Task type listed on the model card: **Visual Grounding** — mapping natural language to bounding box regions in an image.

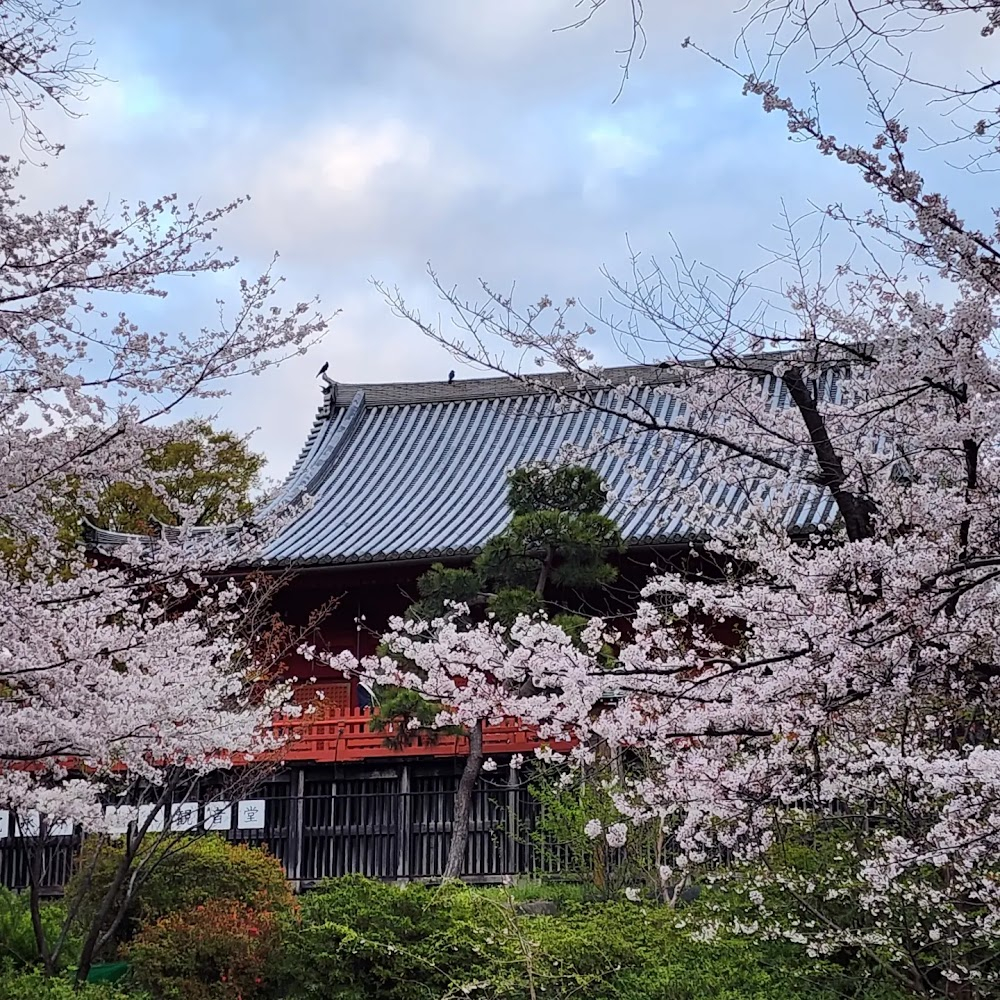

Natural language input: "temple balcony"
[269,707,574,764]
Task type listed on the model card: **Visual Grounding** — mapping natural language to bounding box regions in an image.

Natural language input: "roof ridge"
[325,360,725,409]
[317,346,829,409]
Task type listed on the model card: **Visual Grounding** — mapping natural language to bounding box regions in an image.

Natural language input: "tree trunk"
[443,720,485,880]
[27,836,54,975]
[75,832,140,984]
[534,544,554,600]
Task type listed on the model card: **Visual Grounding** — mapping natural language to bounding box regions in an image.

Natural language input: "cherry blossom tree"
[376,1,1000,993]
[339,613,603,879]
[0,0,328,979]
[0,0,101,156]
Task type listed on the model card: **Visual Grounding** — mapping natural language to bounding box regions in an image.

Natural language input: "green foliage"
[408,466,622,628]
[476,466,621,614]
[405,564,482,622]
[486,586,542,626]
[529,760,669,897]
[507,466,607,516]
[127,899,282,1000]
[0,890,79,971]
[0,964,145,1000]
[0,422,262,574]
[693,828,990,995]
[0,877,912,1000]
[474,536,544,594]
[376,466,621,740]
[475,508,621,594]
[518,902,904,1000]
[94,423,263,533]
[277,877,908,1000]
[280,875,514,1000]
[549,612,617,666]
[375,466,622,746]
[65,836,292,947]
[369,686,462,748]
[502,880,593,906]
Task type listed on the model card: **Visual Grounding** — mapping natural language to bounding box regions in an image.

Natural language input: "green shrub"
[521,902,905,1000]
[282,877,904,1000]
[528,760,669,898]
[504,880,592,906]
[0,964,145,1000]
[688,831,980,998]
[65,835,292,945]
[280,877,908,1000]
[127,898,282,1000]
[0,890,80,971]
[281,876,516,1000]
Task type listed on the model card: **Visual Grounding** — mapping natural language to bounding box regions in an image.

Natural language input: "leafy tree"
[0,422,263,579]
[369,465,621,879]
[92,422,264,533]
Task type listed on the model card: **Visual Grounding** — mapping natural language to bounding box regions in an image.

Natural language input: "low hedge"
[0,888,80,971]
[280,876,513,1000]
[127,898,283,1000]
[3,873,917,999]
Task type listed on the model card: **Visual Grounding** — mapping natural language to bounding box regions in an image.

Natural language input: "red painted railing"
[268,708,574,763]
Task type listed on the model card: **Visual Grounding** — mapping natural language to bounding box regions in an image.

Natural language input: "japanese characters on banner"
[14,811,40,837]
[0,810,74,837]
[237,800,266,829]
[203,801,232,831]
[169,802,199,831]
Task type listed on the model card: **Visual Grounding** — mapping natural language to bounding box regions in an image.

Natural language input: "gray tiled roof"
[86,364,839,568]
[253,366,835,567]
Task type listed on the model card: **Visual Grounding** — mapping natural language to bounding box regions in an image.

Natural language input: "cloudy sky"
[13,1,988,480]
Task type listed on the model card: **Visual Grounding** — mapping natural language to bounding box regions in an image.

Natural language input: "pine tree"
[374,465,621,879]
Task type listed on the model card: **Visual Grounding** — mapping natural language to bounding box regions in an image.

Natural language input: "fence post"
[506,766,519,876]
[287,769,305,889]
[397,765,411,880]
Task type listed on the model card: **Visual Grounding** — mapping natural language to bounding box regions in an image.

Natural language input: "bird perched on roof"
[317,361,329,377]
[448,370,455,383]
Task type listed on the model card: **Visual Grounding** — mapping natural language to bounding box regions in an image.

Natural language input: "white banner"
[47,817,75,837]
[105,805,136,835]
[236,799,265,830]
[203,801,232,831]
[137,804,164,833]
[169,802,199,831]
[15,810,40,837]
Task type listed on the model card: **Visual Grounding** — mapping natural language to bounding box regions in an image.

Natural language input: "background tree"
[92,421,264,533]
[360,465,621,880]
[0,421,264,572]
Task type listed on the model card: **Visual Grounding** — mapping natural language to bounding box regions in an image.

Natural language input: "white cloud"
[6,0,982,482]
[275,120,433,199]
[585,121,659,174]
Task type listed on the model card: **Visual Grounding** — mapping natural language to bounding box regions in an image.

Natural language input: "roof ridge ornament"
[319,369,337,417]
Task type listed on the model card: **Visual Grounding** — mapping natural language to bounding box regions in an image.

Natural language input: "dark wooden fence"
[0,767,575,893]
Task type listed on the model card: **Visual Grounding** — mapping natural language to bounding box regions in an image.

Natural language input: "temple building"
[3,364,834,889]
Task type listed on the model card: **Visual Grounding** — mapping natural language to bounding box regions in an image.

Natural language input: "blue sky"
[12,1,986,480]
